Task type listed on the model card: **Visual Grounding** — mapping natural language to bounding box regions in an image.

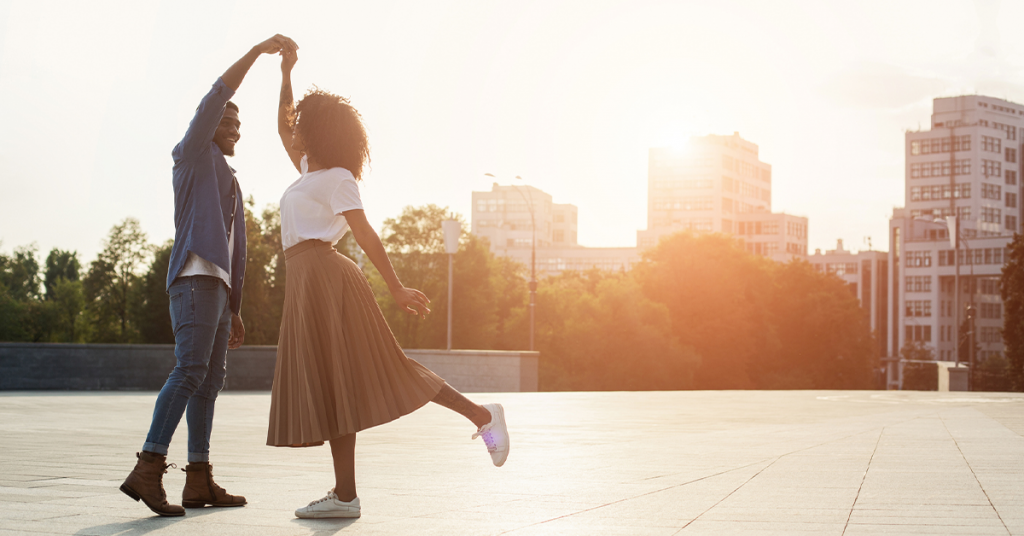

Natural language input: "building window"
[1007,192,1018,208]
[553,214,565,223]
[982,184,1002,200]
[1007,148,1018,163]
[910,183,970,201]
[654,197,714,211]
[910,160,971,178]
[1007,170,1018,185]
[1008,215,1018,232]
[825,262,858,276]
[738,221,780,235]
[980,327,1001,343]
[553,230,565,242]
[983,135,1002,152]
[905,251,932,267]
[994,122,1017,141]
[983,159,1003,177]
[981,207,1002,223]
[905,276,932,292]
[911,135,971,155]
[910,207,971,220]
[980,303,1003,319]
[905,300,932,317]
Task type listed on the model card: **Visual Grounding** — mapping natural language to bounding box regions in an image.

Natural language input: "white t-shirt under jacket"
[280,155,363,250]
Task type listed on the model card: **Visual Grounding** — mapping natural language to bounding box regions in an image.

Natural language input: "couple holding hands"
[119,34,509,519]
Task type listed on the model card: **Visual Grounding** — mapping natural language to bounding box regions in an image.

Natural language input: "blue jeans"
[143,276,231,463]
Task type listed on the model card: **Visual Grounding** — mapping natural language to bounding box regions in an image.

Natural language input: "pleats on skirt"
[267,239,446,447]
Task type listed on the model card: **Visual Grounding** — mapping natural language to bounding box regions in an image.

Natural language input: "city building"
[809,240,889,358]
[637,133,809,263]
[887,95,1023,387]
[471,183,639,276]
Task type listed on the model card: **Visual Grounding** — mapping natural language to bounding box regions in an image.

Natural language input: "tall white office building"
[637,133,808,263]
[888,95,1023,387]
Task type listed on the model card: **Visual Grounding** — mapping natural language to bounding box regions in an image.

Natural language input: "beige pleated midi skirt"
[267,239,446,447]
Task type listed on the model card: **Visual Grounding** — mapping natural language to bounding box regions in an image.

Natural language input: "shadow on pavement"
[290,517,359,533]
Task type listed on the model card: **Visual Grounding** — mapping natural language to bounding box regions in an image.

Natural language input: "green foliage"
[43,249,80,300]
[239,199,287,345]
[636,232,877,390]
[973,354,1014,392]
[902,361,938,391]
[533,271,699,391]
[1001,232,1024,391]
[134,241,174,344]
[369,204,507,350]
[82,218,150,343]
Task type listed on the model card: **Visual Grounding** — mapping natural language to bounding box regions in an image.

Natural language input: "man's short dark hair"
[226,101,239,113]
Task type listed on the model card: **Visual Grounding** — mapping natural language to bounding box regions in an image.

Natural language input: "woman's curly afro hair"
[294,87,370,180]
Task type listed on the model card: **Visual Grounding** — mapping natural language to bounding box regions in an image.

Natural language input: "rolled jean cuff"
[142,442,169,456]
[188,452,210,463]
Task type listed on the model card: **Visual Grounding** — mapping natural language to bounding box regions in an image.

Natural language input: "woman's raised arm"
[278,50,302,172]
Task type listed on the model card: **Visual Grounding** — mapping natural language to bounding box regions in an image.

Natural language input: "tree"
[760,261,876,389]
[47,277,85,342]
[43,249,80,300]
[532,270,699,391]
[1001,232,1024,391]
[635,232,775,389]
[135,241,174,344]
[83,218,150,343]
[0,244,42,302]
[239,199,287,345]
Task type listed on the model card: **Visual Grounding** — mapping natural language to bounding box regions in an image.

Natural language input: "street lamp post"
[485,173,537,351]
[442,218,461,351]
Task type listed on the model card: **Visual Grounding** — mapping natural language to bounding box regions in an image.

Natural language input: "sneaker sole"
[295,510,361,519]
[489,404,510,467]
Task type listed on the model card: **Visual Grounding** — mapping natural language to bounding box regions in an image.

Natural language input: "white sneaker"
[472,403,510,467]
[294,490,360,519]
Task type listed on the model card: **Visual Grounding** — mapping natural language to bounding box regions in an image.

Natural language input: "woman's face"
[291,119,307,155]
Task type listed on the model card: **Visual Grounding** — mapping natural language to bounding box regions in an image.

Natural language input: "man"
[120,34,298,517]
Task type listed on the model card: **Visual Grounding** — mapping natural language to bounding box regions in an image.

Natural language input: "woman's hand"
[391,286,431,319]
[281,49,297,73]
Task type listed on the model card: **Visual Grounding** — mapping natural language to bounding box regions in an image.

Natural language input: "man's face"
[213,108,241,156]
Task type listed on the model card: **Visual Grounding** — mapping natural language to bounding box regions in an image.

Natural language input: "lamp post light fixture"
[484,173,537,351]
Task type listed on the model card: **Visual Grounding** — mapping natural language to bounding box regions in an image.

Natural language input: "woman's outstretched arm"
[344,209,431,318]
[278,50,302,172]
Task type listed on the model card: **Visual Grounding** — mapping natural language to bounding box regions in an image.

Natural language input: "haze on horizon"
[1,0,1023,264]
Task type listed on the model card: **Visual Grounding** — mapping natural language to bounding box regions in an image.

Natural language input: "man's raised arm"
[176,35,298,160]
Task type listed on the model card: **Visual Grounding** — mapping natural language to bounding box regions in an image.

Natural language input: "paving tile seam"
[672,457,783,535]
[940,413,1013,536]
[841,425,885,536]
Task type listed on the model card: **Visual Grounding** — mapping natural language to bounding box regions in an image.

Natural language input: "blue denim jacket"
[166,77,247,315]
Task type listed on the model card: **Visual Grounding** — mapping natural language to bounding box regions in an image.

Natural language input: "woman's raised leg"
[431,383,510,467]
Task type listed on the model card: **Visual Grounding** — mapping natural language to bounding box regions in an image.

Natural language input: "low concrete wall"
[0,343,539,393]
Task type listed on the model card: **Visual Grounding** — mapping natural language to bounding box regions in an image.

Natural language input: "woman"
[267,50,509,519]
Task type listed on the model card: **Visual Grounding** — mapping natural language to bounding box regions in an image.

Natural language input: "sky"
[2,0,1024,264]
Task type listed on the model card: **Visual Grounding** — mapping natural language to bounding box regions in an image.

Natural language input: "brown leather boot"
[120,452,185,517]
[181,462,247,508]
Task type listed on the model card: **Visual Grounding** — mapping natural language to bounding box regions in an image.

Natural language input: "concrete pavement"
[1,390,1022,535]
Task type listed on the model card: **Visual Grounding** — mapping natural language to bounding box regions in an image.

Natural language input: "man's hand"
[391,286,431,319]
[254,34,298,56]
[229,313,245,349]
[281,49,298,73]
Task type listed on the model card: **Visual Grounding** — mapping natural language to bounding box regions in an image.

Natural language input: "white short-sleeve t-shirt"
[280,155,363,249]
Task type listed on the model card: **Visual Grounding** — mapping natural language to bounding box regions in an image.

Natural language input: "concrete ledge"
[0,343,539,393]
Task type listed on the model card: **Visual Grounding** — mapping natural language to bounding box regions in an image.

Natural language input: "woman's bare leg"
[431,383,492,428]
[329,434,357,502]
